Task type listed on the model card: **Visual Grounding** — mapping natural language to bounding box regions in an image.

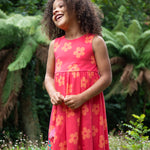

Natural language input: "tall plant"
[102,15,150,121]
[0,10,50,140]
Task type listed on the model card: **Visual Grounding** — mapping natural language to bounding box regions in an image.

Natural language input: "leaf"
[34,25,50,45]
[8,37,37,71]
[2,70,22,105]
[120,44,138,59]
[0,9,7,19]
[115,32,129,46]
[126,20,142,44]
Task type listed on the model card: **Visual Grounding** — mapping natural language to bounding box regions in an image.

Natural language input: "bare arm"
[80,35,112,100]
[64,36,112,109]
[44,40,64,105]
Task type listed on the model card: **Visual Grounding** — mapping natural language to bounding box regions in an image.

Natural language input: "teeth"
[56,15,63,21]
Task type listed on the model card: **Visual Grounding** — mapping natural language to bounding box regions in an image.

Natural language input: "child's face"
[52,0,70,30]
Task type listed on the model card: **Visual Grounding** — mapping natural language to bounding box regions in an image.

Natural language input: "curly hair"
[42,0,102,40]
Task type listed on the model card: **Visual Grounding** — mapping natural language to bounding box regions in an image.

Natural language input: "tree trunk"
[20,96,41,141]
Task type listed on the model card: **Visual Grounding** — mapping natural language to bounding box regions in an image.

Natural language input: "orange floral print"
[54,42,60,52]
[62,42,72,52]
[57,76,65,86]
[82,104,89,116]
[91,55,96,64]
[59,141,67,150]
[73,47,85,58]
[88,72,94,78]
[56,115,63,126]
[49,125,54,133]
[68,64,80,78]
[100,116,104,126]
[67,108,75,118]
[66,83,73,95]
[77,118,80,127]
[82,127,91,140]
[69,132,78,144]
[92,104,100,115]
[54,135,57,143]
[85,35,94,43]
[92,126,98,137]
[104,118,108,130]
[56,59,62,72]
[52,109,57,121]
[99,135,105,148]
[81,77,88,88]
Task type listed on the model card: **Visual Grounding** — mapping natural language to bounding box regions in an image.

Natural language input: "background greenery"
[0,0,150,146]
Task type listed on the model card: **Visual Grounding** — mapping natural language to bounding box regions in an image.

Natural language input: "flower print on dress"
[56,58,62,72]
[92,104,100,115]
[66,83,73,95]
[62,42,72,52]
[59,141,67,150]
[73,47,85,58]
[99,135,105,149]
[82,104,89,116]
[57,76,65,86]
[91,55,96,64]
[88,71,94,78]
[92,126,98,137]
[54,42,60,52]
[85,35,94,43]
[68,64,80,78]
[82,127,91,140]
[56,115,63,126]
[100,116,104,126]
[81,77,88,88]
[69,132,78,144]
[52,108,57,121]
[67,108,75,118]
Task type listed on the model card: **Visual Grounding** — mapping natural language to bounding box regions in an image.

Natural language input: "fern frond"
[0,9,7,19]
[0,19,24,49]
[136,30,150,53]
[126,20,142,44]
[120,44,138,59]
[102,27,116,42]
[34,26,50,45]
[8,37,38,71]
[140,40,150,67]
[2,71,22,104]
[115,32,129,46]
[105,41,120,57]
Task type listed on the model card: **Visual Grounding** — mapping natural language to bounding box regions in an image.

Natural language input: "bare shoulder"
[92,35,107,53]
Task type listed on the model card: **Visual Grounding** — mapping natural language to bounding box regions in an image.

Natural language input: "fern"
[8,37,38,71]
[34,25,50,45]
[0,9,7,19]
[126,20,142,44]
[115,32,129,46]
[0,19,24,49]
[120,44,138,59]
[2,70,22,104]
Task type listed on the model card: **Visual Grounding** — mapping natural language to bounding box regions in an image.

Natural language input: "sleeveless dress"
[48,34,109,150]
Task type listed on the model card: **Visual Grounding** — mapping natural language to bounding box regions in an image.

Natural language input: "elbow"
[105,73,112,88]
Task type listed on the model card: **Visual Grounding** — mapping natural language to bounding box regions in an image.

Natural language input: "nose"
[53,8,59,16]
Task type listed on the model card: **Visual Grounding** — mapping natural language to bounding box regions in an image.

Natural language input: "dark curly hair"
[42,0,102,40]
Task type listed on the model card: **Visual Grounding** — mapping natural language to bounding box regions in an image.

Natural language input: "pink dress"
[48,34,109,150]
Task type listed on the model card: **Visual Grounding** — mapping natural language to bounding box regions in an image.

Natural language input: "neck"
[64,21,83,40]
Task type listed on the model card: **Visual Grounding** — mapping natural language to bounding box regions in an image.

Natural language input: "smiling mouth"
[55,14,63,21]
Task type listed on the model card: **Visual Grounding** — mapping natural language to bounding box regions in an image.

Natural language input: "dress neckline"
[63,34,87,41]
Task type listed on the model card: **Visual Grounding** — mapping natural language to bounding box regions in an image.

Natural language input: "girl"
[43,0,112,149]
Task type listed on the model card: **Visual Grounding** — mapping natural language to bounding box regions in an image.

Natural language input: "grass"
[1,132,150,150]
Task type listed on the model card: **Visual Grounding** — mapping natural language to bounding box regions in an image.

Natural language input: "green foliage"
[123,114,150,149]
[8,37,38,71]
[2,71,22,104]
[0,9,7,19]
[0,19,24,49]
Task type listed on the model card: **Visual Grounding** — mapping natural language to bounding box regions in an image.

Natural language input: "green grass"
[1,133,150,150]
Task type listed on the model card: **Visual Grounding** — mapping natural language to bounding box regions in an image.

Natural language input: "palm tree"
[0,10,50,140]
[102,16,150,121]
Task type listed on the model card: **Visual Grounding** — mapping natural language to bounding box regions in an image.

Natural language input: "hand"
[50,92,64,105]
[64,94,86,109]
